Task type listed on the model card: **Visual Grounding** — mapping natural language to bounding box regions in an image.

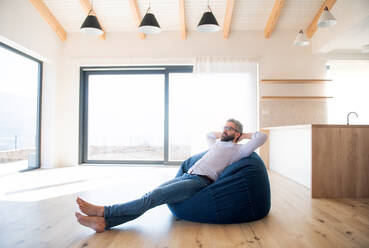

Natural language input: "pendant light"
[293,30,310,46]
[317,6,337,27]
[138,0,161,34]
[197,0,220,33]
[80,0,103,35]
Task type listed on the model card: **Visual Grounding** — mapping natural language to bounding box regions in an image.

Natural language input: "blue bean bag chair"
[167,151,271,224]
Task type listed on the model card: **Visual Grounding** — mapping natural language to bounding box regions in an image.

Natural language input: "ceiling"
[43,0,324,32]
[319,16,369,53]
[37,0,369,53]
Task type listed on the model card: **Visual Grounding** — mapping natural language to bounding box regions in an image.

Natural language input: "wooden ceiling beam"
[306,0,337,39]
[29,0,67,41]
[223,0,235,39]
[264,0,286,38]
[128,0,146,40]
[179,0,186,39]
[78,0,106,40]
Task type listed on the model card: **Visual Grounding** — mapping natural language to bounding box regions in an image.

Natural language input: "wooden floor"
[0,165,368,248]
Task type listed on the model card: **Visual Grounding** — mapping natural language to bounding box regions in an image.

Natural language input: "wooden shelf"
[261,96,333,100]
[260,79,332,84]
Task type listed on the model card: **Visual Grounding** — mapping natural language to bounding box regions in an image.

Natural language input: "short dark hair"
[226,118,243,134]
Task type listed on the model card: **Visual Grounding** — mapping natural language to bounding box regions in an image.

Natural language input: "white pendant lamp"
[293,30,310,46]
[197,0,220,33]
[138,0,161,34]
[317,6,337,27]
[80,0,103,35]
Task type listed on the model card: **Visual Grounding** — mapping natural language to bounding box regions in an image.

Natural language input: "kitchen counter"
[260,124,369,198]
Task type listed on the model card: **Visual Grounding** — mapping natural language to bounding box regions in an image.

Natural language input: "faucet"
[347,112,358,125]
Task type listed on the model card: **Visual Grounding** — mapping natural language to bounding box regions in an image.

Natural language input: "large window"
[0,42,42,175]
[87,73,164,161]
[169,73,257,161]
[80,67,192,164]
[80,66,257,165]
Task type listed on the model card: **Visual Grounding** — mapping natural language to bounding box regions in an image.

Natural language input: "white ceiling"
[41,0,369,53]
[43,0,323,32]
[318,16,369,53]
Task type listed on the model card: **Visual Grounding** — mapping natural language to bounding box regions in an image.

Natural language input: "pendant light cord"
[146,0,151,14]
[207,0,212,12]
[321,0,328,11]
[88,0,93,15]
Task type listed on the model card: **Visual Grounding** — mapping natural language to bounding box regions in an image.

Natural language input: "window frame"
[79,65,193,165]
[0,41,43,170]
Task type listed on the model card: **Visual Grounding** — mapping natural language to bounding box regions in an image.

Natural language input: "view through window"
[169,73,257,161]
[87,74,164,161]
[81,67,257,164]
[0,43,41,175]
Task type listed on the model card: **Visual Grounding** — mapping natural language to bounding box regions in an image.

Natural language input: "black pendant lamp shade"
[197,10,220,33]
[80,14,103,35]
[139,11,161,34]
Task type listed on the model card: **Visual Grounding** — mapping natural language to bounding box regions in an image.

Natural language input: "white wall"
[0,0,63,168]
[61,29,328,78]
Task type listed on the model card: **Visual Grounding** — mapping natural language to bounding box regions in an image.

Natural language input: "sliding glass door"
[80,67,193,164]
[80,66,257,165]
[0,42,42,175]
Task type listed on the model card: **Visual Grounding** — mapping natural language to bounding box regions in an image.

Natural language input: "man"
[75,118,267,232]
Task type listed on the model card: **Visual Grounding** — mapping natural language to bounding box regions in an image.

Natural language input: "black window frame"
[0,41,43,171]
[79,65,193,165]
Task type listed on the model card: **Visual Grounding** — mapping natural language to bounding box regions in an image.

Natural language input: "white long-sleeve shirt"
[187,132,267,181]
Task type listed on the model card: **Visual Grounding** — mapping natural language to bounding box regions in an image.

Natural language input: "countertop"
[262,124,369,130]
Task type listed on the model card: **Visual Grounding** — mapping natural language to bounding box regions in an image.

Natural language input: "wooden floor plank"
[238,223,261,248]
[270,177,369,247]
[0,167,368,248]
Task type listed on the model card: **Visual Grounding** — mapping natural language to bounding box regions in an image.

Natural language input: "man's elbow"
[207,132,216,139]
[257,132,268,146]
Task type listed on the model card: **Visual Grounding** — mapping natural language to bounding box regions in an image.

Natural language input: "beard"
[221,132,235,142]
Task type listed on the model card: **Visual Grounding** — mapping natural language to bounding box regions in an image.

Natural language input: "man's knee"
[142,188,163,207]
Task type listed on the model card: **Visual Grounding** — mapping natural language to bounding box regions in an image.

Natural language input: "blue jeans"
[103,173,213,229]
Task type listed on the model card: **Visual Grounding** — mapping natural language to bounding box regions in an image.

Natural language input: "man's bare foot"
[76,197,104,217]
[75,212,106,233]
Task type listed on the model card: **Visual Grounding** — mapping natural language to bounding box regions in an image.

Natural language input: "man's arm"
[212,132,222,139]
[206,132,222,147]
[238,132,268,158]
[238,132,254,141]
